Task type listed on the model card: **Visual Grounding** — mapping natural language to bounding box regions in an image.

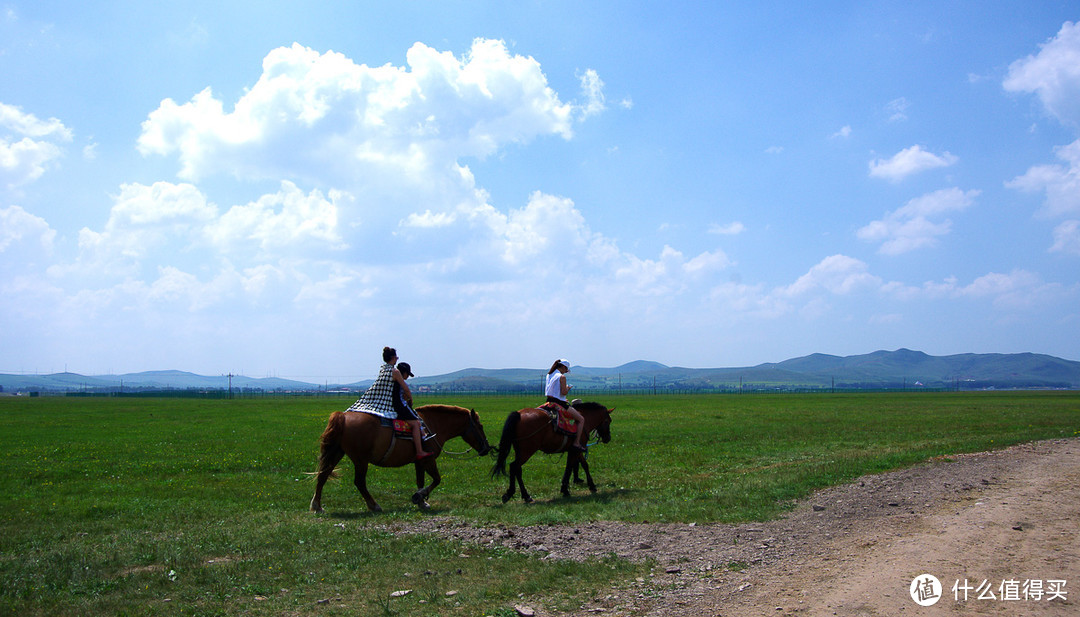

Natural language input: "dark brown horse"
[490,401,613,503]
[311,404,492,513]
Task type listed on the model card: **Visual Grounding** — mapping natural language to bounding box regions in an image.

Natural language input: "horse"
[310,404,492,513]
[490,401,613,503]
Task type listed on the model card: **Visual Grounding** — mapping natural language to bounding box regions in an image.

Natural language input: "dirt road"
[408,438,1079,615]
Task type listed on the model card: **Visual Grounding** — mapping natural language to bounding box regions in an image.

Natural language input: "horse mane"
[574,401,608,413]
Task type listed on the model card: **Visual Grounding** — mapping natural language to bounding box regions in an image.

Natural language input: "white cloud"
[0,102,72,140]
[1006,138,1080,218]
[0,204,55,253]
[782,254,882,297]
[578,69,605,118]
[209,181,345,256]
[709,221,745,236]
[857,187,979,255]
[831,125,852,139]
[138,39,581,183]
[885,97,909,122]
[1004,21,1080,128]
[869,145,958,182]
[1050,220,1080,255]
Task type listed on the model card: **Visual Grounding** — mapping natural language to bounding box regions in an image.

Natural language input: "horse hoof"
[589,486,598,494]
[411,492,426,505]
[416,500,431,511]
[502,493,512,504]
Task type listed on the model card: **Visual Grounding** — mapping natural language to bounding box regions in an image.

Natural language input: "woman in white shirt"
[545,359,587,451]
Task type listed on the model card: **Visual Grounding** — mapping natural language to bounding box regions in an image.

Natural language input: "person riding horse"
[545,359,587,452]
[347,347,432,460]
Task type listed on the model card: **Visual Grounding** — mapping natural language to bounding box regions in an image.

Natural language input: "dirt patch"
[393,438,1079,615]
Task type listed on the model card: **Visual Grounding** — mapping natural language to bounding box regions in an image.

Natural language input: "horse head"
[576,402,613,444]
[595,406,613,443]
[464,408,494,456]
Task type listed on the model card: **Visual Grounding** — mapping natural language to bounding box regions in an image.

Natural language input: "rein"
[426,409,489,456]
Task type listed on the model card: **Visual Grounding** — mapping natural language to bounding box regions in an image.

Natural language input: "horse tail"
[314,411,346,479]
[489,411,520,478]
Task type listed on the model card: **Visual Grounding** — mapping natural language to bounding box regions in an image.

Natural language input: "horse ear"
[608,407,615,413]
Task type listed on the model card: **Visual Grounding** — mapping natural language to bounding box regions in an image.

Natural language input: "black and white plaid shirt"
[347,363,396,418]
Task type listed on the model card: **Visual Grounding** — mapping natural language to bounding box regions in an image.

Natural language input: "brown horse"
[310,404,492,513]
[490,401,613,503]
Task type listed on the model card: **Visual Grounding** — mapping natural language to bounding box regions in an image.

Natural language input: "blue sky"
[2,1,1079,381]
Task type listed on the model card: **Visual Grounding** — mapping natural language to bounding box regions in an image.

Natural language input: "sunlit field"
[2,392,1077,616]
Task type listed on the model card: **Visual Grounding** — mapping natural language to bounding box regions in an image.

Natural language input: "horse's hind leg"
[561,453,579,497]
[353,462,381,512]
[310,450,345,513]
[512,460,534,504]
[498,460,516,503]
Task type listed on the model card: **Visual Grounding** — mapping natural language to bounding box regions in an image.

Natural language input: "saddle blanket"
[349,410,433,440]
[539,402,577,435]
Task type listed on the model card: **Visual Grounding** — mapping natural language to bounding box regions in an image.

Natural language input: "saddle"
[366,415,434,442]
[539,402,577,436]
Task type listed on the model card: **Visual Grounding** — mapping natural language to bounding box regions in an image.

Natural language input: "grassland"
[1,391,1077,616]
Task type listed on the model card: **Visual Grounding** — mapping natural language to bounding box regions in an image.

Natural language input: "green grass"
[1,391,1077,615]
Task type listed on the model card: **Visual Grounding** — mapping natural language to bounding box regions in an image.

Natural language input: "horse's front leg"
[412,460,439,510]
[354,461,381,512]
[579,454,597,493]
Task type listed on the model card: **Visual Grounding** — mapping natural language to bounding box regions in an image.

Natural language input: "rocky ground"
[391,438,1079,616]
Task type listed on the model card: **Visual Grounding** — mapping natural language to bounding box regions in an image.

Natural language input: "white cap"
[558,358,571,370]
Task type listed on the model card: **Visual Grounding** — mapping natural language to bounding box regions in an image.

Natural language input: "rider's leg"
[409,420,429,458]
[568,406,586,448]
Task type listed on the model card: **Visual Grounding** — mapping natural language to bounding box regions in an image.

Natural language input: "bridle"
[434,410,493,456]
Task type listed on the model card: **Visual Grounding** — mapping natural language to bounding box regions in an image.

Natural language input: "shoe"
[571,443,587,452]
[416,450,434,460]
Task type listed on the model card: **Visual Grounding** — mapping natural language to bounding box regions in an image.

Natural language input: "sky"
[2,1,1079,382]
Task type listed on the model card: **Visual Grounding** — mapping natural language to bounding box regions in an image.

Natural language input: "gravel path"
[390,438,1080,615]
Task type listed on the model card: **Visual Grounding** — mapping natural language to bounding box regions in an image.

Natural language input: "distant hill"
[1,350,1077,393]
[0,370,315,394]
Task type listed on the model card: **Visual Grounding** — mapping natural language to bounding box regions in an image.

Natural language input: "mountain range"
[2,349,1077,393]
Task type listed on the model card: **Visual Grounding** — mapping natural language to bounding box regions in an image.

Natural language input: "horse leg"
[353,461,381,512]
[512,459,534,504]
[579,454,598,493]
[561,452,577,497]
[310,450,345,513]
[412,460,440,510]
[501,457,517,503]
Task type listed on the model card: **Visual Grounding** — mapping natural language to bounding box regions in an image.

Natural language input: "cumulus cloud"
[1006,138,1080,219]
[209,181,345,256]
[857,187,979,255]
[138,39,583,183]
[782,254,881,297]
[1004,21,1080,128]
[0,204,55,253]
[868,145,958,182]
[0,102,72,188]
